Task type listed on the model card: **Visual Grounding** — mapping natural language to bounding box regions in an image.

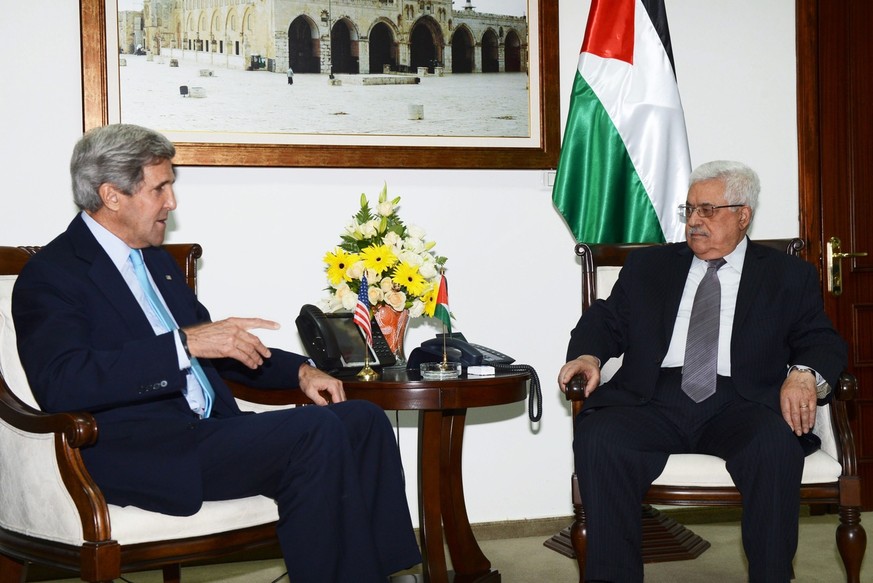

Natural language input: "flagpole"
[357,345,379,381]
[355,275,379,381]
[356,319,379,381]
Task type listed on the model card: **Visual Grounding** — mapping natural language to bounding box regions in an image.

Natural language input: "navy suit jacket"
[567,240,846,414]
[12,215,309,514]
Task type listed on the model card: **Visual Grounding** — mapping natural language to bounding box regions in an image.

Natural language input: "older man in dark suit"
[558,160,846,582]
[12,124,421,583]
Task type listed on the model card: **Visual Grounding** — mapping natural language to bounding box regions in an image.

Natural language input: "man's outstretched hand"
[183,317,279,369]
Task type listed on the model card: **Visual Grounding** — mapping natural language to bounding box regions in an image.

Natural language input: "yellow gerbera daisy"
[323,248,357,285]
[360,244,398,274]
[392,262,428,298]
[421,284,438,317]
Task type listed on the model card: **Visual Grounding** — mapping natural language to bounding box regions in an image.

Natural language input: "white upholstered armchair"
[0,244,281,583]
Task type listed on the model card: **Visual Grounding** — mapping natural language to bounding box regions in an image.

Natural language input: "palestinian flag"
[434,274,451,334]
[552,0,691,244]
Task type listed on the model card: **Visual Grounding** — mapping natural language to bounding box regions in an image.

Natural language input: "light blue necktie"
[129,249,214,417]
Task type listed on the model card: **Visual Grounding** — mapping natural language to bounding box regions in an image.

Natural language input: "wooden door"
[798,0,873,508]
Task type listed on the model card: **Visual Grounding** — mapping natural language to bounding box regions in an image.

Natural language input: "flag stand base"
[356,365,380,381]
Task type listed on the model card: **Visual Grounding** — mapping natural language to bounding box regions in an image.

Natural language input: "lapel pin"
[165,275,173,280]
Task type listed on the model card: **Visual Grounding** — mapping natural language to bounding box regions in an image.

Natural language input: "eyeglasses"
[678,204,745,218]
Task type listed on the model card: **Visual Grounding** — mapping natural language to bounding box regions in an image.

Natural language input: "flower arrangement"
[321,184,448,320]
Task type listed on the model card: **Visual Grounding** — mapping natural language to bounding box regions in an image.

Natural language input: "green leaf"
[355,195,373,224]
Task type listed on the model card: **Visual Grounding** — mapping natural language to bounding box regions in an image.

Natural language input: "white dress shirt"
[662,237,747,376]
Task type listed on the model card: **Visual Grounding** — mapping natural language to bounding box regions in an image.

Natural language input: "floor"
[30,511,873,582]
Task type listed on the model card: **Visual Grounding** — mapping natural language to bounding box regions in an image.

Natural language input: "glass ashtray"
[420,361,462,380]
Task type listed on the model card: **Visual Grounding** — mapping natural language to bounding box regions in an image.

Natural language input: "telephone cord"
[493,363,542,422]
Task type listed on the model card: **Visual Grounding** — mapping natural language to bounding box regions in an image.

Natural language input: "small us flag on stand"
[354,274,379,380]
[354,274,373,346]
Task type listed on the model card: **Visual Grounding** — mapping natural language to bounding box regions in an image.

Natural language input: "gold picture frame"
[81,0,560,169]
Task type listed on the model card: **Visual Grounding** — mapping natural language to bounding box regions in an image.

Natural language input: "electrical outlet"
[543,170,556,188]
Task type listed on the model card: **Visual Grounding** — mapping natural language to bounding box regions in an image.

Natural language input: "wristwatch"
[789,365,830,400]
[177,328,192,359]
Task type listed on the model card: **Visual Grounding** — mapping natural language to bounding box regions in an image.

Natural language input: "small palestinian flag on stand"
[434,273,451,334]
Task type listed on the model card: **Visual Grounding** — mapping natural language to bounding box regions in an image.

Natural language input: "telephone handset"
[295,304,395,375]
[416,334,515,366]
[406,332,514,369]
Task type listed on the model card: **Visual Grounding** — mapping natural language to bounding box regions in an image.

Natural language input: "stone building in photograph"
[118,10,144,54]
[130,0,528,75]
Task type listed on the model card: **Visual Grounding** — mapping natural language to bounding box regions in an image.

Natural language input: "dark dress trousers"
[566,240,846,583]
[12,215,421,582]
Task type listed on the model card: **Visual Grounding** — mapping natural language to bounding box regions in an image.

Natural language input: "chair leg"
[0,554,26,583]
[836,505,866,583]
[571,473,587,583]
[162,564,181,583]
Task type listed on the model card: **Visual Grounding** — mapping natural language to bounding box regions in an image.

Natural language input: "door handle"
[826,236,868,296]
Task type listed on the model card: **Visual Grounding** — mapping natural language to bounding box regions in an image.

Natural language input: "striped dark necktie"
[681,258,726,403]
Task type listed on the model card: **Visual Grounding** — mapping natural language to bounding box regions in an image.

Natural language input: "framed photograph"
[81,0,560,169]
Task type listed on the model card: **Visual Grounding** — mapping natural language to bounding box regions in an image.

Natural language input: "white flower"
[383,231,403,250]
[321,283,357,313]
[384,289,407,311]
[348,265,379,287]
[407,224,426,240]
[359,220,379,238]
[398,249,424,267]
[347,263,363,280]
[368,286,384,304]
[377,201,394,216]
[419,260,438,280]
[408,298,426,318]
[380,277,395,293]
[404,237,426,254]
[341,291,358,310]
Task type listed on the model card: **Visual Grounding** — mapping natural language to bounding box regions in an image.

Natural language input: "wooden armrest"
[0,376,97,448]
[565,374,588,402]
[226,379,311,406]
[827,371,860,477]
[834,371,857,401]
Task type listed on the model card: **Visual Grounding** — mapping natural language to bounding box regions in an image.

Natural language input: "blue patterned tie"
[129,249,214,417]
[681,258,726,403]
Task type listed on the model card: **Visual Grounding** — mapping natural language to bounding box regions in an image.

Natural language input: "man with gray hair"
[558,160,845,582]
[13,124,421,582]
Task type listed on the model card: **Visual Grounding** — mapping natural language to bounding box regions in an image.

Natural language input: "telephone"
[407,333,542,423]
[295,304,395,375]
[406,333,515,369]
